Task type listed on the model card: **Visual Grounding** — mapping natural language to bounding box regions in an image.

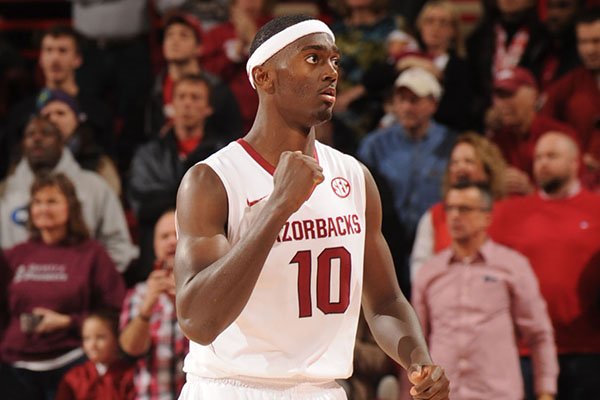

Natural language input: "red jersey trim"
[237,138,276,175]
[236,138,320,176]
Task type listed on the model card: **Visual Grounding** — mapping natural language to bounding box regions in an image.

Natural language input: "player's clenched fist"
[408,364,450,400]
[271,150,324,215]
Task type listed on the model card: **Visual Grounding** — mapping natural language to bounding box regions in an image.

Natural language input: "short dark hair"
[28,172,90,245]
[249,14,316,57]
[576,7,600,25]
[173,73,212,104]
[40,25,81,54]
[164,12,203,43]
[447,181,494,210]
[84,309,120,337]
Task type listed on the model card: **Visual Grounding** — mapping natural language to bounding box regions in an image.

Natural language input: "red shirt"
[55,359,135,400]
[201,16,272,133]
[489,114,579,179]
[488,189,600,354]
[540,67,600,190]
[540,66,600,156]
[430,202,451,253]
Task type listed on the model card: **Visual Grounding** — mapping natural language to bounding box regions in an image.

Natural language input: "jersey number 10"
[290,247,351,318]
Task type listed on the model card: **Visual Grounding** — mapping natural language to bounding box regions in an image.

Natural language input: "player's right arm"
[174,150,323,345]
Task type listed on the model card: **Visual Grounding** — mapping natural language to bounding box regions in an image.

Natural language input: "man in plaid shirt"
[119,210,188,399]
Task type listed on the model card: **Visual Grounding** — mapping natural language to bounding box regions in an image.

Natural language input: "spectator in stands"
[345,28,418,132]
[486,66,578,195]
[413,181,558,400]
[540,8,600,191]
[37,88,121,195]
[409,0,473,130]
[0,172,126,400]
[146,11,242,141]
[55,310,135,400]
[466,0,550,128]
[0,116,138,272]
[538,0,582,89]
[411,133,506,279]
[130,74,224,280]
[357,67,455,297]
[119,209,187,400]
[72,0,186,168]
[3,25,113,178]
[489,132,600,400]
[329,0,401,151]
[201,0,273,132]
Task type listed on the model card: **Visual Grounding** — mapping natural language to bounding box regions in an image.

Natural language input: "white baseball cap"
[394,67,442,101]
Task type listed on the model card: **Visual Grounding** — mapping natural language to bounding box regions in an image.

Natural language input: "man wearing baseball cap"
[487,66,579,195]
[358,67,456,298]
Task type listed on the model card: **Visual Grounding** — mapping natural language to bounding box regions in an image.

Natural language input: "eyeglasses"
[444,204,490,214]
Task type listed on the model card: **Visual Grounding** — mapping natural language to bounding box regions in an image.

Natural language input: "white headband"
[246,19,335,89]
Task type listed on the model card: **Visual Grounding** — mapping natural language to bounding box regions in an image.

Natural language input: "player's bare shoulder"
[176,162,228,236]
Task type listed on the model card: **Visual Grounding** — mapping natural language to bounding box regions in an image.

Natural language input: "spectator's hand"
[32,307,71,334]
[141,269,176,314]
[537,394,555,400]
[505,167,533,195]
[408,364,450,400]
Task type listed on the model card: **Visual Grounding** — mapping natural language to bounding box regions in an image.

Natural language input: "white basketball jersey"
[183,139,366,381]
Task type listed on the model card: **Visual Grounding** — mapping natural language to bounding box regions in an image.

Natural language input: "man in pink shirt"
[412,181,558,400]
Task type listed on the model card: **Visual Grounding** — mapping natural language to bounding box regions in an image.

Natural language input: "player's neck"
[245,115,316,167]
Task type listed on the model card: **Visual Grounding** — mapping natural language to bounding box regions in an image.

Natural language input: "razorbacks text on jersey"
[182,139,367,381]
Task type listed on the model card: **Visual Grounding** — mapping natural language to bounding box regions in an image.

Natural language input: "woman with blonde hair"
[0,172,125,400]
[410,132,507,278]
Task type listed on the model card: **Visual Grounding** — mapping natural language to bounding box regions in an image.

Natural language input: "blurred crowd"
[0,0,599,399]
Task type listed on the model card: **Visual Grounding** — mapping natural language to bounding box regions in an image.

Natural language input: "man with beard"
[489,131,600,400]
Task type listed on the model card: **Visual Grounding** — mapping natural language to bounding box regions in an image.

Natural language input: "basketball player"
[174,15,450,400]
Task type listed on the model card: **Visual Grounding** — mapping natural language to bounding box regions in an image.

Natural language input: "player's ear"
[253,65,275,94]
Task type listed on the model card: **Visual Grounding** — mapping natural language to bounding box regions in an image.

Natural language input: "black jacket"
[128,128,227,224]
[466,7,550,129]
[127,128,228,282]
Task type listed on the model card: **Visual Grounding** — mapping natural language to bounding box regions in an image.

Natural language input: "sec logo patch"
[331,177,350,198]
